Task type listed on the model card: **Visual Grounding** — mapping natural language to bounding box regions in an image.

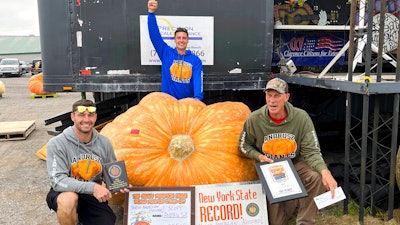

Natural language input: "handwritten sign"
[124,187,195,225]
[195,181,269,225]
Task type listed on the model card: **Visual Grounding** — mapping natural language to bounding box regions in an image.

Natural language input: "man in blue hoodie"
[148,0,204,101]
[46,99,129,225]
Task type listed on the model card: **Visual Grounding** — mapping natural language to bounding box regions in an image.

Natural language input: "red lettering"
[207,206,214,221]
[199,204,243,222]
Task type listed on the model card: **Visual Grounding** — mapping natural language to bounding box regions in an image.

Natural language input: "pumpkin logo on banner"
[262,134,297,159]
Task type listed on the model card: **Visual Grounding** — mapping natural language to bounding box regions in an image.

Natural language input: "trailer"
[37,0,277,110]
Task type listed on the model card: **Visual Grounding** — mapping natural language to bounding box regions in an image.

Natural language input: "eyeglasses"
[76,106,96,113]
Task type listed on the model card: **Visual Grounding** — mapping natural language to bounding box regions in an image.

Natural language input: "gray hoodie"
[46,126,116,194]
[239,102,328,173]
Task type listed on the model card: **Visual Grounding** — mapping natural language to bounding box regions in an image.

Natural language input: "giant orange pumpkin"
[100,92,258,187]
[0,80,5,94]
[28,73,54,95]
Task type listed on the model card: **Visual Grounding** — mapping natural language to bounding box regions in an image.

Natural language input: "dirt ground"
[0,74,399,225]
[0,74,124,225]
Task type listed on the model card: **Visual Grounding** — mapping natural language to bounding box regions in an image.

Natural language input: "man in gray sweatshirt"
[239,78,337,225]
[46,99,124,225]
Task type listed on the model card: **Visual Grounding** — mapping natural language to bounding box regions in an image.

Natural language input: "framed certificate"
[123,186,195,225]
[255,158,307,204]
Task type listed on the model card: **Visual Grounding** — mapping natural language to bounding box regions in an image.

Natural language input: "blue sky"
[0,0,40,36]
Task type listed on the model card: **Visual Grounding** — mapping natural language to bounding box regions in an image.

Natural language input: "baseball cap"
[264,78,288,93]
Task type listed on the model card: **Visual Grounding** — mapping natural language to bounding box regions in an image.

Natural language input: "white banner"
[140,15,214,65]
[195,181,269,225]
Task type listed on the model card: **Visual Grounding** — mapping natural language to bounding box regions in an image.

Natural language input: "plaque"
[103,160,129,193]
[255,158,307,204]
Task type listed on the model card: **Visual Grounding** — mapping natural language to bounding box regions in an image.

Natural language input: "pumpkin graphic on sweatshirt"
[71,159,102,181]
[170,61,192,82]
[262,137,297,158]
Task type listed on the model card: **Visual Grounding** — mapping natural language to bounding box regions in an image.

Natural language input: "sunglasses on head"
[174,27,188,36]
[76,106,96,113]
[176,27,187,33]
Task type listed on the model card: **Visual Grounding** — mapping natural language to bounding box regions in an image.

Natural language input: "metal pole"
[371,96,379,216]
[344,92,351,215]
[363,0,374,80]
[376,0,387,82]
[388,94,399,220]
[344,0,358,218]
[388,10,400,220]
[359,95,369,224]
[364,0,379,214]
[348,0,358,82]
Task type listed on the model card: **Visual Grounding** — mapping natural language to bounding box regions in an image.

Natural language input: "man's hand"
[116,184,133,195]
[148,0,158,13]
[93,183,112,203]
[258,154,274,163]
[321,169,338,198]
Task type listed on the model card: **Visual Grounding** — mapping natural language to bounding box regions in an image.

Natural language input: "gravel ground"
[0,74,123,225]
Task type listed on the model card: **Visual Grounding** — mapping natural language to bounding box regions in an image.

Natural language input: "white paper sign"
[195,181,269,225]
[140,15,214,65]
[126,189,193,224]
[313,186,346,210]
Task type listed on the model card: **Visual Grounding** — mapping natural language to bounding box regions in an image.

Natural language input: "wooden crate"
[0,120,36,141]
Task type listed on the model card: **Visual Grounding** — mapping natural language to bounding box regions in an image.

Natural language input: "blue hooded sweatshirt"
[148,12,203,101]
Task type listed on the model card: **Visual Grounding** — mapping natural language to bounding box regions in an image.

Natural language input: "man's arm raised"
[148,0,158,13]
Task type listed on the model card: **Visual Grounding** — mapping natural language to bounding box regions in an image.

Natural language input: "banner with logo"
[274,31,347,66]
[140,15,214,65]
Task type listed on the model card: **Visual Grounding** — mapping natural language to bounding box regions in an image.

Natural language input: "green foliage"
[320,199,374,217]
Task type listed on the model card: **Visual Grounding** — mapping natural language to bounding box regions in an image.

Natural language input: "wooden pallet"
[0,120,36,141]
[30,93,58,99]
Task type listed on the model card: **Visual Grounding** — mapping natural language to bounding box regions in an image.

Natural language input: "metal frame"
[277,0,399,223]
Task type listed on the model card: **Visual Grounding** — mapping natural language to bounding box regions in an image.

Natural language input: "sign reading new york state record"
[195,181,269,225]
[103,160,129,193]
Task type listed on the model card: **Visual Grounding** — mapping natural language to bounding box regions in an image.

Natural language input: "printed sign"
[274,31,346,66]
[195,181,269,225]
[140,15,214,65]
[124,187,195,225]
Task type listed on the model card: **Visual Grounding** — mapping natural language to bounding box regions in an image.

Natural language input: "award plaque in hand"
[255,158,307,204]
[103,160,129,193]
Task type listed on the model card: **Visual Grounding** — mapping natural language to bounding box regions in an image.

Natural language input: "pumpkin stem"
[167,134,195,161]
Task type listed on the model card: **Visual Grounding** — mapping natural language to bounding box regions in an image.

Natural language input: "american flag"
[315,37,343,51]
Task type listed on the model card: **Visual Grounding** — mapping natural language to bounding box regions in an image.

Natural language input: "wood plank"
[30,93,58,99]
[0,120,36,141]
